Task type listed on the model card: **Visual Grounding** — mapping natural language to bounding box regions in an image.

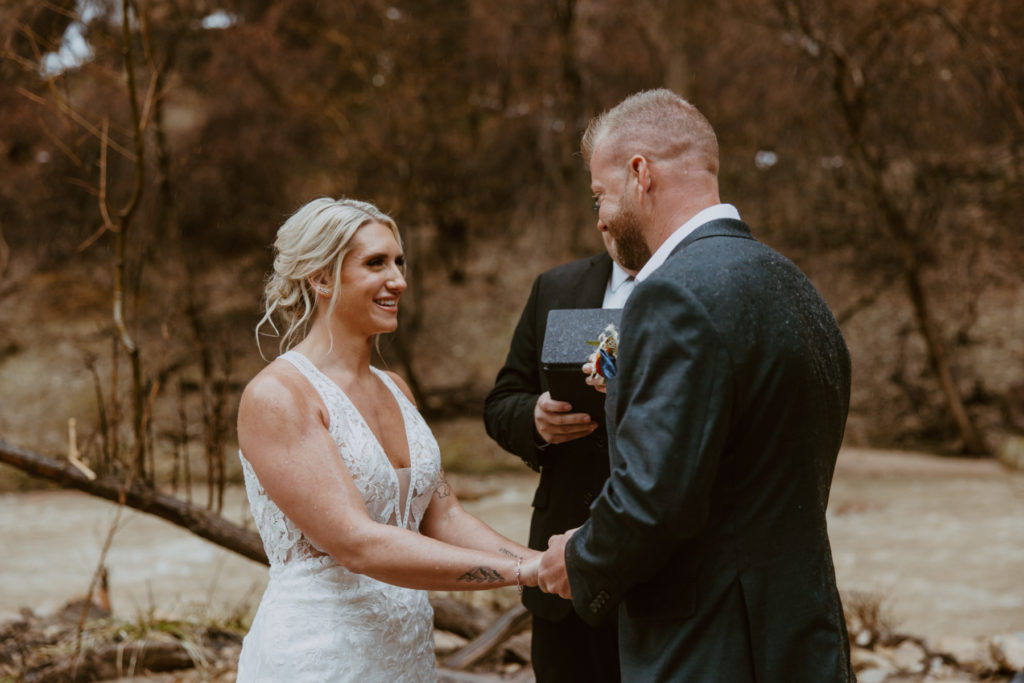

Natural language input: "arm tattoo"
[457,567,504,583]
[435,472,453,499]
[498,547,518,559]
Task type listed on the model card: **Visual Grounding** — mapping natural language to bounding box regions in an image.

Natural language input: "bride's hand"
[519,553,542,588]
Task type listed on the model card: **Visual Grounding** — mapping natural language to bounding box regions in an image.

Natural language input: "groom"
[537,89,855,681]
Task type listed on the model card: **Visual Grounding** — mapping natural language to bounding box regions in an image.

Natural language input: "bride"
[236,197,541,681]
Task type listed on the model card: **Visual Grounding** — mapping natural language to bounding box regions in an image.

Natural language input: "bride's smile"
[334,221,407,336]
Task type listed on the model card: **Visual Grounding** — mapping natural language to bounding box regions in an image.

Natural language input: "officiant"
[484,231,635,682]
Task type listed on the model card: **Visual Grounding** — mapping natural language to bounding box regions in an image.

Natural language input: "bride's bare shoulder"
[240,358,315,420]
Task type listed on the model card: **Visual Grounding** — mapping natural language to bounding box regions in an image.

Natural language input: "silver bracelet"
[514,555,523,595]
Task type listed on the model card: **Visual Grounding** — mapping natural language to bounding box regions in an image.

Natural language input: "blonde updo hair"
[256,197,402,355]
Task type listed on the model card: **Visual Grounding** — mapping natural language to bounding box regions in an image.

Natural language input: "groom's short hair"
[581,89,719,175]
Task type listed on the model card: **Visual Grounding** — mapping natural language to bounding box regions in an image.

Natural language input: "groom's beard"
[606,200,651,272]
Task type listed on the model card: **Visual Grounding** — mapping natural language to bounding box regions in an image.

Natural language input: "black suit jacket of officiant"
[566,220,855,682]
[483,252,616,621]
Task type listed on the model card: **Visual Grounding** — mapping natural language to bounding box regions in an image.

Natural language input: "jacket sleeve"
[484,277,548,472]
[565,277,735,625]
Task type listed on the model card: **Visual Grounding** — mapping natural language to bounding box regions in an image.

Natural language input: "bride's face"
[335,221,406,336]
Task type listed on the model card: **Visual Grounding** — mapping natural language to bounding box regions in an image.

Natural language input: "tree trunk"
[867,167,989,455]
[900,250,989,454]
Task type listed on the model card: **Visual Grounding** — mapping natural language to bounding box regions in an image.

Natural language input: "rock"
[892,639,927,673]
[433,629,468,656]
[935,635,997,671]
[991,633,1024,671]
[998,436,1024,471]
[924,657,968,680]
[854,668,889,683]
[852,647,896,673]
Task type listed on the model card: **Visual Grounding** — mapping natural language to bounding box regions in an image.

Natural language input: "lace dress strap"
[279,350,344,430]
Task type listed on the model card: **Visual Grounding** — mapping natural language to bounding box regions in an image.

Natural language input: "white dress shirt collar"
[602,261,635,309]
[634,203,741,282]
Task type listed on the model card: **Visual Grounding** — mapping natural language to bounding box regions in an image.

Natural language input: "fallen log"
[22,639,202,683]
[0,437,267,565]
[430,595,497,639]
[442,603,531,670]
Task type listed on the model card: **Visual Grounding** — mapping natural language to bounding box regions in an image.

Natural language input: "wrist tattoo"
[457,567,504,583]
[498,547,518,559]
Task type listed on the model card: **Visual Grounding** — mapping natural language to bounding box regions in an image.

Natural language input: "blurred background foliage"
[0,0,1022,489]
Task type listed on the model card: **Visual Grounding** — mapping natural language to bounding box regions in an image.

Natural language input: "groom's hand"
[538,528,577,599]
[582,361,608,394]
[534,392,598,444]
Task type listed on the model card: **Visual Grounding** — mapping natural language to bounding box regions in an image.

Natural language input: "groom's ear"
[629,155,652,195]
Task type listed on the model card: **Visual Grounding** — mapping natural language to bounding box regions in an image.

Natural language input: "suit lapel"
[575,253,613,308]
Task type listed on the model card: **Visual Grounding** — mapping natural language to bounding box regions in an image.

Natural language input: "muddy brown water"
[1,448,1021,645]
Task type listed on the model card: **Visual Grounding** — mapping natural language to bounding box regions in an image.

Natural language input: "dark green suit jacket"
[566,220,854,682]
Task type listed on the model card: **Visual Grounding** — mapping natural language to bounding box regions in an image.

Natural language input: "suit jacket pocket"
[625,580,697,621]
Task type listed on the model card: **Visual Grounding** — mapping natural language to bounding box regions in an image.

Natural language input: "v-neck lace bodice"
[239,351,441,564]
[236,350,442,681]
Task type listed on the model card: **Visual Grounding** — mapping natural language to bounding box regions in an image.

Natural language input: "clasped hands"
[515,527,577,599]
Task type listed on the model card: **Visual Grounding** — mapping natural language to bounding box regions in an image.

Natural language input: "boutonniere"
[586,323,619,384]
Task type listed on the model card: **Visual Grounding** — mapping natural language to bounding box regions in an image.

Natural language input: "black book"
[541,308,622,420]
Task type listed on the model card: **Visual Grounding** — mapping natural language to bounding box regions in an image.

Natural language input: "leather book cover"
[541,308,622,419]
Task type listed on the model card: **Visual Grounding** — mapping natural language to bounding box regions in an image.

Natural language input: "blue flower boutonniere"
[586,323,619,384]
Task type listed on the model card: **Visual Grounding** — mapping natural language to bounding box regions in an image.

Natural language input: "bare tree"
[698,0,1024,454]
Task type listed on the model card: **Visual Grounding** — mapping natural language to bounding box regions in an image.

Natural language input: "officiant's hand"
[538,527,578,599]
[582,361,608,394]
[534,392,598,444]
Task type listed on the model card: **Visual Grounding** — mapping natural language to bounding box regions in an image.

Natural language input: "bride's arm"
[238,363,532,591]
[418,470,536,562]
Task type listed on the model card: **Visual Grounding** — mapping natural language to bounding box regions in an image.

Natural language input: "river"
[1,448,1021,645]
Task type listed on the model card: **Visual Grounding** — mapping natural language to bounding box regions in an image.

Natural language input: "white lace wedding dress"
[236,350,442,682]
